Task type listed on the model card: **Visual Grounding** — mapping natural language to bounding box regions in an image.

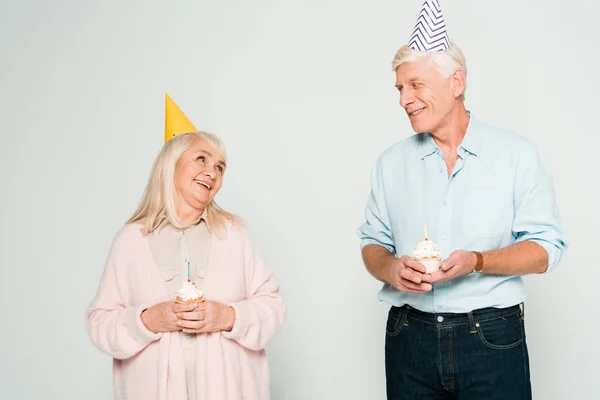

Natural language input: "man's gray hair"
[391,42,468,101]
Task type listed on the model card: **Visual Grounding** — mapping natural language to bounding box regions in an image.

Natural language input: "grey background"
[1,0,597,398]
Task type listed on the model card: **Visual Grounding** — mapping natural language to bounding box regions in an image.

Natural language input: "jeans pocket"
[476,312,523,350]
[386,308,407,337]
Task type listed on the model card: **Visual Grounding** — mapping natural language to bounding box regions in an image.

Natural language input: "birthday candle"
[187,259,191,281]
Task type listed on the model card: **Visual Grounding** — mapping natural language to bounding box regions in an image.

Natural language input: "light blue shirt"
[358,115,567,313]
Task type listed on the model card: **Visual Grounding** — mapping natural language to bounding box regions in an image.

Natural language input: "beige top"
[148,215,211,400]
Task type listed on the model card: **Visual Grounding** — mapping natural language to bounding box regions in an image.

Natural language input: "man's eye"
[413,83,421,88]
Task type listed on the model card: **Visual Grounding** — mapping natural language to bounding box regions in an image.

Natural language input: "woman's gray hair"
[391,42,468,101]
[127,131,240,237]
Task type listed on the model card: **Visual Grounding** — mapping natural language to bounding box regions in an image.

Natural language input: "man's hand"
[384,256,433,293]
[176,300,236,334]
[428,250,477,283]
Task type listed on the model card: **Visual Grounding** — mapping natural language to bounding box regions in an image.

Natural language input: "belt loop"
[520,302,525,320]
[403,306,411,326]
[467,312,478,334]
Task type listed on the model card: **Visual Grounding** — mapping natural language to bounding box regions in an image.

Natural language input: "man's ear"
[451,68,466,99]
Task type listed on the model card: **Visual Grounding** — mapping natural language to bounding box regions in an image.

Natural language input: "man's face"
[395,59,458,134]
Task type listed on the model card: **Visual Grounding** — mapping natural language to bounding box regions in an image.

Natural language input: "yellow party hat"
[165,93,196,142]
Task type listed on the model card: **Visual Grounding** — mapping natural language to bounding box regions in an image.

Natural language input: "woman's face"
[174,138,226,221]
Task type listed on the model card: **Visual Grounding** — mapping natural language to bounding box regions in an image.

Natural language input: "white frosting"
[413,237,442,259]
[176,280,203,301]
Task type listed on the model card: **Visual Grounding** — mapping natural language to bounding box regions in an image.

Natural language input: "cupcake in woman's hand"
[175,280,204,303]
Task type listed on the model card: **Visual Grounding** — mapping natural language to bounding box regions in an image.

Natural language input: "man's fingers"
[400,267,423,284]
[396,278,432,292]
[397,281,432,293]
[403,258,426,274]
[428,270,452,283]
[440,252,461,271]
[414,281,432,291]
[395,283,422,293]
[440,261,454,271]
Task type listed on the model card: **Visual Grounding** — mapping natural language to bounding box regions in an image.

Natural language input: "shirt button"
[437,316,444,322]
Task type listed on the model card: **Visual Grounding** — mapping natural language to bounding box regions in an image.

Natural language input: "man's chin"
[409,121,429,134]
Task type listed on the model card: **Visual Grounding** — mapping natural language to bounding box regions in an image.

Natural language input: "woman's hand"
[141,301,199,333]
[176,300,236,334]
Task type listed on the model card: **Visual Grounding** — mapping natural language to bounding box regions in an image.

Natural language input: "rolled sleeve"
[358,160,395,253]
[528,239,563,272]
[512,145,568,273]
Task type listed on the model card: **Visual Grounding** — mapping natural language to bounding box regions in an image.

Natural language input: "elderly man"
[358,1,567,399]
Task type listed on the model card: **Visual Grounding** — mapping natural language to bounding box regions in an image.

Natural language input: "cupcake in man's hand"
[413,225,442,273]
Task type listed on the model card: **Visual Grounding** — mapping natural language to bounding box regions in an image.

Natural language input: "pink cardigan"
[86,223,285,400]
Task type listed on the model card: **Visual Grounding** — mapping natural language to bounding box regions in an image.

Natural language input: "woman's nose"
[203,167,216,178]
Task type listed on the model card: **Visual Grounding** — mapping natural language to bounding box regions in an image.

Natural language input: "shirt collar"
[189,209,210,231]
[158,209,211,234]
[419,111,481,159]
[419,133,438,160]
[459,113,481,156]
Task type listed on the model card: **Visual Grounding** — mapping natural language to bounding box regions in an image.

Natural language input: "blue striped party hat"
[408,0,450,52]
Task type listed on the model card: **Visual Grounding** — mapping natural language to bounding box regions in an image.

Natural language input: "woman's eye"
[197,156,205,162]
[216,165,224,173]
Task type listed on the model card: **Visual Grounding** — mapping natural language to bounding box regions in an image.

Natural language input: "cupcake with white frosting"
[413,225,442,273]
[175,280,204,303]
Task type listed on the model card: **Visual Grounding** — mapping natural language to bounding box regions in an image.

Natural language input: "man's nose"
[399,88,414,108]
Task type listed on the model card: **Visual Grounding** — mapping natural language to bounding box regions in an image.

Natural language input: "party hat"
[165,93,196,142]
[408,0,450,52]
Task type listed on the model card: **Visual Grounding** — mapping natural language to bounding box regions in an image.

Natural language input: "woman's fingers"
[171,302,199,313]
[177,319,204,330]
[177,311,206,321]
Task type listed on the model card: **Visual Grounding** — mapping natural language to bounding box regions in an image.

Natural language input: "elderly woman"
[86,131,285,400]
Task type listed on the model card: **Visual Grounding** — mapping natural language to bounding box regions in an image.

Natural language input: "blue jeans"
[385,304,531,400]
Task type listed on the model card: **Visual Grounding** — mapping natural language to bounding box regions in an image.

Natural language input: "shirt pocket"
[462,189,509,239]
[195,263,208,280]
[158,265,174,282]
